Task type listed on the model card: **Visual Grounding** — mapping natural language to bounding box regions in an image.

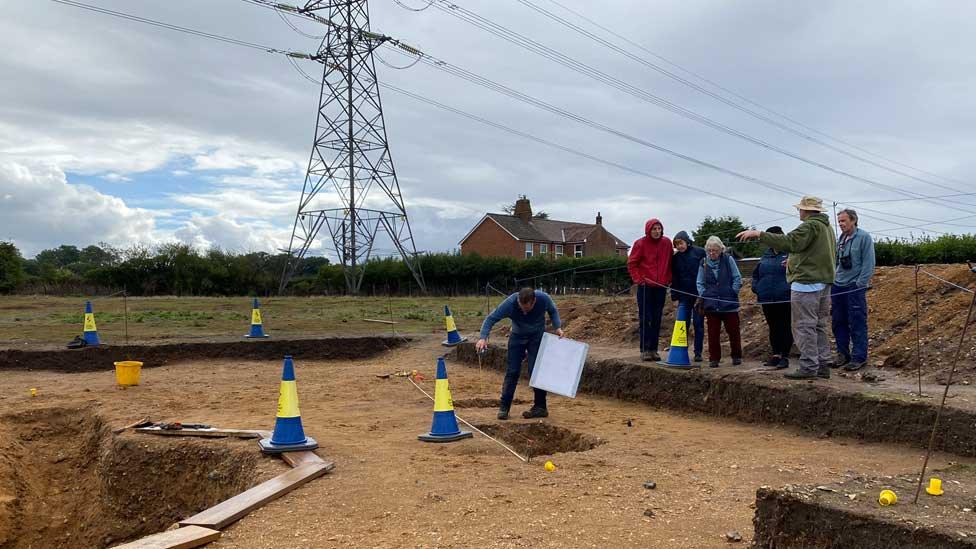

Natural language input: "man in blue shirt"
[476,287,563,420]
[832,209,875,372]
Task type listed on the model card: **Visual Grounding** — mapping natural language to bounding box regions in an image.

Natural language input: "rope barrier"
[919,269,975,294]
[405,376,529,463]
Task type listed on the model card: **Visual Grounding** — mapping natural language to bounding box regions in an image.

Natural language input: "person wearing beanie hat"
[751,226,793,369]
[670,230,706,361]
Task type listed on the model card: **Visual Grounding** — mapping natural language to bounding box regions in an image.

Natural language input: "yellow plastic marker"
[544,460,556,472]
[30,388,37,397]
[925,478,944,496]
[878,489,897,506]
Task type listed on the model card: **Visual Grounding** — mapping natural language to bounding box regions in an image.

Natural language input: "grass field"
[0,294,602,347]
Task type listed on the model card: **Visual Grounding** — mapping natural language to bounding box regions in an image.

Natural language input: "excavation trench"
[0,406,262,548]
[475,423,605,458]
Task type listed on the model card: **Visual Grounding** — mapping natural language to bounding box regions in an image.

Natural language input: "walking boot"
[522,406,548,419]
[709,360,720,368]
[641,351,653,362]
[732,357,742,366]
[776,357,790,370]
[763,355,782,367]
[497,402,511,420]
[693,354,703,363]
[817,365,831,379]
[784,369,817,380]
[843,361,866,372]
[832,353,850,369]
[650,351,662,361]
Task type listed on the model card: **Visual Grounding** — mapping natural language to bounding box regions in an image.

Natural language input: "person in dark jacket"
[627,218,673,362]
[751,226,793,369]
[695,236,743,367]
[671,230,706,362]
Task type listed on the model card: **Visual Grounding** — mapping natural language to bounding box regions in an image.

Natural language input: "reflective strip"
[445,315,457,332]
[83,313,97,332]
[433,378,454,411]
[670,320,687,347]
[251,309,263,325]
[276,380,300,418]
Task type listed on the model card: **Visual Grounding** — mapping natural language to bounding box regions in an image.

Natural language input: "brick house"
[459,197,630,259]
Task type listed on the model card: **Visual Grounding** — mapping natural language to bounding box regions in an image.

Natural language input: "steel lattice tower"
[280,0,425,294]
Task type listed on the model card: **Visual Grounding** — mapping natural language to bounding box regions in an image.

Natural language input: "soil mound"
[559,265,976,381]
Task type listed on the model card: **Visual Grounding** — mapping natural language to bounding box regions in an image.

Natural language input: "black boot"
[522,406,549,419]
[497,402,511,420]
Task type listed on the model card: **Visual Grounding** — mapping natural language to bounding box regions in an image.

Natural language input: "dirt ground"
[1,336,972,548]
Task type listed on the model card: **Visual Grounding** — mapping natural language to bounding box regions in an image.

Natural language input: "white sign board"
[529,333,589,398]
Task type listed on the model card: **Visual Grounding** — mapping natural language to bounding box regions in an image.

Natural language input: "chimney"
[514,195,532,222]
[595,211,603,226]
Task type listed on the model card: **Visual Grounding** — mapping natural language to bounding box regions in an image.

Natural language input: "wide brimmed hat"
[793,195,827,212]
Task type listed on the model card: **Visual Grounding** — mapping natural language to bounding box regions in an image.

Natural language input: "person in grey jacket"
[831,209,875,371]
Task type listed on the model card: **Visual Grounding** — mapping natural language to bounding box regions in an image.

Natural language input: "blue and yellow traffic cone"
[418,357,472,443]
[441,305,467,347]
[244,298,270,339]
[259,356,318,454]
[659,301,692,369]
[83,301,100,346]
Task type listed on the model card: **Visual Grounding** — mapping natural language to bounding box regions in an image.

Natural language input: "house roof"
[461,213,629,248]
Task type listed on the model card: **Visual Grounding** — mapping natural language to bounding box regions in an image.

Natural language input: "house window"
[574,244,583,258]
[540,243,548,255]
[525,242,533,258]
[555,244,564,257]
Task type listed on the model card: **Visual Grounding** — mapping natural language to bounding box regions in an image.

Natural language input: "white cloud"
[0,161,161,255]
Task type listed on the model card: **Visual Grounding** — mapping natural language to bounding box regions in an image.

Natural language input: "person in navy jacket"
[695,236,743,368]
[751,226,793,368]
[670,230,706,362]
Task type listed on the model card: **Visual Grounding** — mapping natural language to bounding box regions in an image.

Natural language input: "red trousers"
[705,311,742,362]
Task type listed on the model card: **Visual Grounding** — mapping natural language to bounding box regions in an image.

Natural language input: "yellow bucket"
[114,361,143,386]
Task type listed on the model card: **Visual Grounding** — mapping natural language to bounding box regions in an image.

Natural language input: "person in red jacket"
[627,218,673,361]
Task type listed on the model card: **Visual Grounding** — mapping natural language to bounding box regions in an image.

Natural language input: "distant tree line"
[0,231,973,296]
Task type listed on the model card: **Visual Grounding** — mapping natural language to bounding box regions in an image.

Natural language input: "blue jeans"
[678,297,705,357]
[501,331,547,408]
[831,284,868,362]
[637,285,667,352]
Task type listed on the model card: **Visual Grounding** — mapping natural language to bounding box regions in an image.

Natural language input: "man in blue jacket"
[476,287,563,420]
[832,209,875,371]
[751,226,793,369]
[671,230,706,362]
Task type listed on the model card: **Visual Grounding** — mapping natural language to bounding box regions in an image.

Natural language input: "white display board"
[529,333,589,398]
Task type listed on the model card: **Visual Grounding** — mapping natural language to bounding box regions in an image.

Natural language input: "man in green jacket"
[737,196,837,380]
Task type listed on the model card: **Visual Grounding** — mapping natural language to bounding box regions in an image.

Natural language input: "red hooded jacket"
[627,218,673,287]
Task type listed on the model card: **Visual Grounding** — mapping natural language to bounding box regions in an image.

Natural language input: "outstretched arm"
[477,295,514,350]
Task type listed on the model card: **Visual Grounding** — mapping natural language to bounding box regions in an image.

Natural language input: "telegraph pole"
[280,0,425,294]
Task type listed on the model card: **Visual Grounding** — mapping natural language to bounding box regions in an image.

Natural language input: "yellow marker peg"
[544,460,556,472]
[878,489,897,506]
[925,478,944,496]
[30,388,37,397]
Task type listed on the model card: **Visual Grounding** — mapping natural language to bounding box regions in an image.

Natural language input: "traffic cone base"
[659,302,692,368]
[419,358,471,443]
[259,356,317,454]
[244,298,271,339]
[83,301,100,346]
[441,305,467,347]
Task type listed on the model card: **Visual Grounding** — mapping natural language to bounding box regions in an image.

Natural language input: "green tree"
[501,202,549,219]
[0,241,26,293]
[692,215,761,258]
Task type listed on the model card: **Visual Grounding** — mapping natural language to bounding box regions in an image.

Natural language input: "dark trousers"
[678,297,705,356]
[761,302,793,357]
[705,311,742,362]
[501,331,547,408]
[832,284,868,362]
[637,285,667,352]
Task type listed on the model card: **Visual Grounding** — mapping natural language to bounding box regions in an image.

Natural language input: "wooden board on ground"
[280,450,335,470]
[179,462,330,530]
[135,427,267,439]
[111,525,220,549]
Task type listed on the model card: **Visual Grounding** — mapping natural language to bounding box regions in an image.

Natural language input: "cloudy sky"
[3,0,975,259]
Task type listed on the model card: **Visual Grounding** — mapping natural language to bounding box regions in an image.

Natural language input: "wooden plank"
[135,427,266,439]
[111,525,220,549]
[113,417,151,434]
[179,462,329,530]
[280,450,335,471]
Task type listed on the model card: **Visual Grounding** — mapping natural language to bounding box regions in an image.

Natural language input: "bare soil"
[1,337,973,548]
[0,406,279,548]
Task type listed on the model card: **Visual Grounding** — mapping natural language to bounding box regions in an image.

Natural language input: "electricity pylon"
[280,0,425,294]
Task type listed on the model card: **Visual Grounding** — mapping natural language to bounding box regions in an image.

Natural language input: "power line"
[51,0,292,54]
[520,0,972,197]
[382,46,968,234]
[415,0,976,216]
